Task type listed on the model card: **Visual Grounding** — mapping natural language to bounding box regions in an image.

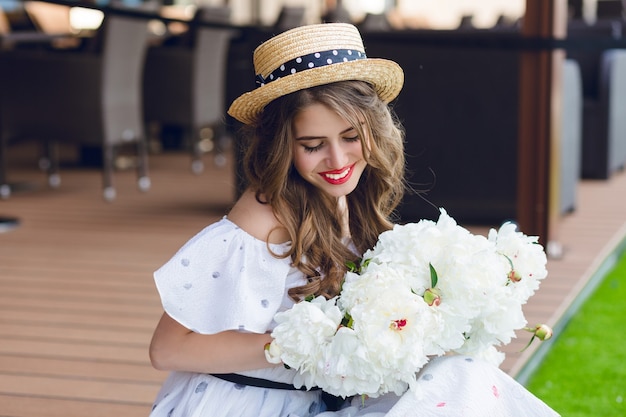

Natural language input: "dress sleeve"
[153,218,293,334]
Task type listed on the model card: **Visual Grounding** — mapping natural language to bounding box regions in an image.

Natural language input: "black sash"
[211,373,320,391]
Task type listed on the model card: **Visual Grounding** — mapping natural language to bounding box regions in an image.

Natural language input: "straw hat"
[227,23,404,125]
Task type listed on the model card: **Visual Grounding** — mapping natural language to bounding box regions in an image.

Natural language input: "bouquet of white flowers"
[265,209,549,398]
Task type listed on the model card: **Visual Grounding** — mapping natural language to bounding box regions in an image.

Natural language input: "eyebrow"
[295,126,356,141]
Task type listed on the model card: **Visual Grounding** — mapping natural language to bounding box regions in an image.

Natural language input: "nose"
[326,142,348,169]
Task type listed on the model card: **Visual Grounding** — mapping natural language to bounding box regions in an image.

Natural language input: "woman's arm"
[149,312,273,373]
[150,190,287,374]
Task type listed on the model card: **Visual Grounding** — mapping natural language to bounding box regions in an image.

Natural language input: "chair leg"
[44,141,61,189]
[190,128,205,175]
[191,124,230,172]
[136,137,150,192]
[0,139,10,199]
[213,125,230,168]
[102,144,116,202]
[146,121,162,153]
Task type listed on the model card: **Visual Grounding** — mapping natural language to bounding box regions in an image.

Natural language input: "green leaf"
[429,262,439,288]
[345,257,370,274]
[346,260,359,273]
[341,312,354,329]
[361,258,371,269]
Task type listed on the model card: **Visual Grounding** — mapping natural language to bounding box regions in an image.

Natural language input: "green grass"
[526,249,626,416]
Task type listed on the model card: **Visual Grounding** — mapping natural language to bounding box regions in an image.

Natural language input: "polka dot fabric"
[151,217,325,417]
[154,217,298,335]
[316,356,560,417]
[150,371,324,417]
[255,49,365,87]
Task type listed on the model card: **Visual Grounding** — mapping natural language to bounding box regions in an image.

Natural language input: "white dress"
[150,217,560,417]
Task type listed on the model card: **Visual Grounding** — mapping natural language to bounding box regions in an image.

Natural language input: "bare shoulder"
[227,189,290,244]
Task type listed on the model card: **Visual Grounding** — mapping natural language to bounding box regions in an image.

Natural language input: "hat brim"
[227,58,404,125]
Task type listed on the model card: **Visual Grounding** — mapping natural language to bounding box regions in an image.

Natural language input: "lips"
[319,163,355,185]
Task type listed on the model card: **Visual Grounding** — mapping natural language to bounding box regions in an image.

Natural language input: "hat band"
[255,49,366,88]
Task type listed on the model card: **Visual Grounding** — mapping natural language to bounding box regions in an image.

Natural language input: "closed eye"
[303,142,323,153]
[296,127,359,153]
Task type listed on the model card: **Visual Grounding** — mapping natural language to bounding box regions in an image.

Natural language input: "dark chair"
[273,6,306,30]
[322,2,352,24]
[596,0,624,19]
[143,6,236,173]
[357,13,392,32]
[0,7,8,189]
[560,59,583,213]
[0,51,7,198]
[458,15,475,29]
[567,19,625,178]
[568,0,584,19]
[597,49,626,173]
[492,14,521,30]
[0,13,151,201]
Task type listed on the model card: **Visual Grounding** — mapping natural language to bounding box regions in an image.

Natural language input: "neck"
[337,196,350,239]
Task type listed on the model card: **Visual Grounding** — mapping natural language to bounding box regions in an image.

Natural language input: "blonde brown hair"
[241,80,406,300]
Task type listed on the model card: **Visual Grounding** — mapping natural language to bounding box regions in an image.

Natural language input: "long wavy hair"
[241,80,406,300]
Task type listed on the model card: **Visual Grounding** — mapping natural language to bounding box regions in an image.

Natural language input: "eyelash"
[303,144,322,153]
[303,136,360,153]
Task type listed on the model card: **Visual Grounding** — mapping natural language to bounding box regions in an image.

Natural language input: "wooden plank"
[0,261,163,279]
[0,394,152,417]
[0,308,159,330]
[0,322,152,346]
[0,296,159,318]
[0,284,158,306]
[0,275,157,293]
[0,355,163,383]
[0,339,150,364]
[0,374,157,404]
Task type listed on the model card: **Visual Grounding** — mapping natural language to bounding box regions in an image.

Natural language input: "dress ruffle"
[154,217,298,335]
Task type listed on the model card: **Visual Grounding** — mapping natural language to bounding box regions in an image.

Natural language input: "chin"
[321,183,359,199]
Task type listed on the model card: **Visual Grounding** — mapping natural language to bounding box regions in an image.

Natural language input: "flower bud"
[520,323,554,352]
[264,341,283,364]
[534,324,553,341]
[507,269,522,283]
[423,288,441,307]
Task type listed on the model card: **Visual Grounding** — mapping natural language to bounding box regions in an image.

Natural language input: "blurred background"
[2,1,626,416]
[1,0,625,230]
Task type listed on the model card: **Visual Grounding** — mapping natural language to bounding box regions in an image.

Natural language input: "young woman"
[148,23,560,417]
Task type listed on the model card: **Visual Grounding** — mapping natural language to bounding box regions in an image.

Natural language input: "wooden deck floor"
[1,142,625,416]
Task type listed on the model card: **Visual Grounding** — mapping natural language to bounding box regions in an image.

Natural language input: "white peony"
[269,295,342,370]
[267,208,549,397]
[311,327,385,397]
[489,221,548,303]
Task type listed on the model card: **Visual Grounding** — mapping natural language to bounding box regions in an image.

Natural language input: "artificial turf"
[526,249,626,416]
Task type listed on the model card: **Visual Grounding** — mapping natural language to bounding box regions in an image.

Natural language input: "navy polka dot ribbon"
[255,49,366,87]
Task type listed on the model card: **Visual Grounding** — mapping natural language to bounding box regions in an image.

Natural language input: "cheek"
[350,140,367,160]
[361,134,372,157]
[292,150,316,177]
